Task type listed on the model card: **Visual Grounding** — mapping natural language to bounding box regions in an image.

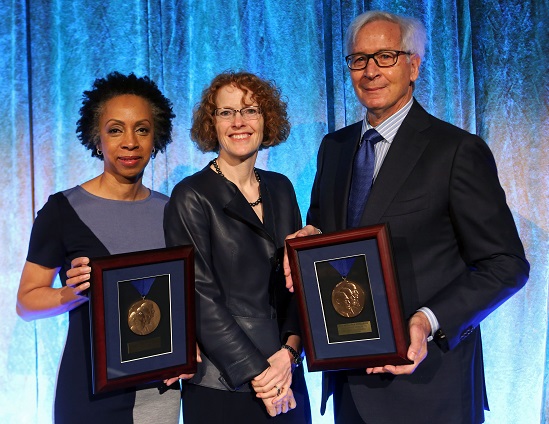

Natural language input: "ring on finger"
[274,385,281,396]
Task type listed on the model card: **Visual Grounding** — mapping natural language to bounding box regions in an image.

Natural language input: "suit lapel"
[223,177,273,242]
[256,176,278,242]
[361,101,432,225]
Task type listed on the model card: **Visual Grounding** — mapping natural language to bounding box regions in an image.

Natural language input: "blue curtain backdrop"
[1,0,547,423]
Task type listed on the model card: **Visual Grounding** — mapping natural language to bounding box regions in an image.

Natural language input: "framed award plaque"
[285,223,411,371]
[89,245,196,393]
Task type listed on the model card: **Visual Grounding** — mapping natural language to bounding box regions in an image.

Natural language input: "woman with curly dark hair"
[16,72,190,423]
[164,71,311,423]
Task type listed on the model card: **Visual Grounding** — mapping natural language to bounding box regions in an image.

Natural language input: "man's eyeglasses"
[345,50,411,70]
[213,106,262,121]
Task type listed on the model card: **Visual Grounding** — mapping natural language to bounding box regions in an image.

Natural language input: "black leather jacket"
[164,166,302,390]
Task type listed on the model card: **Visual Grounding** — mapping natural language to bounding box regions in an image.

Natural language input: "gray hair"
[345,10,427,60]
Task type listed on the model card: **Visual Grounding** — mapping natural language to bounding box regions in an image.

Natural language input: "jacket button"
[460,326,473,340]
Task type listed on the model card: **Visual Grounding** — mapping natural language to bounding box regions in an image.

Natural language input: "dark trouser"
[333,373,366,424]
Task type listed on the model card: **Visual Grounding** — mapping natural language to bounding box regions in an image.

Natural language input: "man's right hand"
[283,225,319,292]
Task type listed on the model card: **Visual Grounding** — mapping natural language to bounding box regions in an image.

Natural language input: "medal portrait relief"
[331,280,366,318]
[128,298,161,336]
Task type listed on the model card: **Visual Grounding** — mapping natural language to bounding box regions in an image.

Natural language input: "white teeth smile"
[231,134,249,139]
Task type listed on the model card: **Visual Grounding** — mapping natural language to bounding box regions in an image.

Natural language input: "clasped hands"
[251,348,296,417]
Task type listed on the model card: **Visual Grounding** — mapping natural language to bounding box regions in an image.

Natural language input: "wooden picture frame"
[286,224,411,371]
[89,245,196,393]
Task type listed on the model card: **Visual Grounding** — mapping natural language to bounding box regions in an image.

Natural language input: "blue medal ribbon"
[131,277,156,298]
[328,257,357,280]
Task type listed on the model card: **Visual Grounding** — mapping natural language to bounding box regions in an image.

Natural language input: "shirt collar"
[362,97,414,143]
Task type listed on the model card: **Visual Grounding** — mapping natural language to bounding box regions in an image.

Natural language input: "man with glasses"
[285,10,528,424]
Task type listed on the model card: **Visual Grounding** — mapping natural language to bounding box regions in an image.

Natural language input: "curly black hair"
[76,72,175,159]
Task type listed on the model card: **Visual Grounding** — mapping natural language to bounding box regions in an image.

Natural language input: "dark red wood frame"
[286,223,411,371]
[90,245,196,393]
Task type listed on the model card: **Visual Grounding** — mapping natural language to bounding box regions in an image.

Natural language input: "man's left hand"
[366,311,431,375]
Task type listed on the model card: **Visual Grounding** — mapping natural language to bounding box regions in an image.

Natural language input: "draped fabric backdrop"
[1,0,547,423]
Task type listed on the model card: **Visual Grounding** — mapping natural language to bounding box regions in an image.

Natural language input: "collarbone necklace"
[211,158,262,207]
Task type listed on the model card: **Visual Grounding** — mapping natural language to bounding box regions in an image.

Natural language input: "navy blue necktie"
[347,129,383,228]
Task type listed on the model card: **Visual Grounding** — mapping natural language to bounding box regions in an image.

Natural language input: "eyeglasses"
[213,106,262,121]
[345,50,411,70]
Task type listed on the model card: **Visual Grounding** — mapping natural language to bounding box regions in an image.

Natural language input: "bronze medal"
[128,298,161,336]
[331,279,366,318]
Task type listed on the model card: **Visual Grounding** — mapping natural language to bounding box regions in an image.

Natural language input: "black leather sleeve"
[164,178,269,389]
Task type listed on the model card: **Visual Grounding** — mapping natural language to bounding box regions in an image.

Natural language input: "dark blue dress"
[26,187,180,424]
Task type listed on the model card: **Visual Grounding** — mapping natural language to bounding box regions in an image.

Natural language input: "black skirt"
[181,366,311,424]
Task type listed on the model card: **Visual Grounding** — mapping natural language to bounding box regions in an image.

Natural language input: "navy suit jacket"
[308,100,529,423]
